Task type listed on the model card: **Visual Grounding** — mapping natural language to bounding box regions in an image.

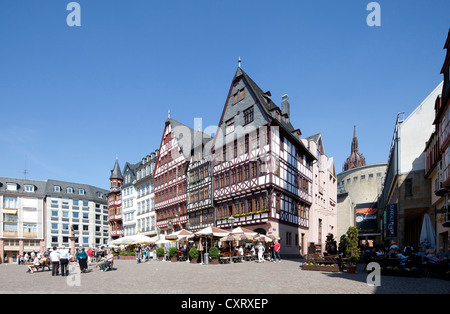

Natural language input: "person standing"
[49,247,60,276]
[87,247,93,265]
[273,240,281,262]
[257,242,265,263]
[76,247,88,273]
[58,246,70,276]
[136,244,141,264]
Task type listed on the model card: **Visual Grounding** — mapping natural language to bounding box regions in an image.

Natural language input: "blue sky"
[0,0,449,190]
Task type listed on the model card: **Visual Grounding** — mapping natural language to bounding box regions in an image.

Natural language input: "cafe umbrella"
[419,213,436,250]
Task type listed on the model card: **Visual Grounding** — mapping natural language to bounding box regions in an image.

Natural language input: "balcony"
[435,178,447,196]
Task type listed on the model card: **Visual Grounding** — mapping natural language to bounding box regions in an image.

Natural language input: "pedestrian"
[273,240,281,262]
[257,242,265,263]
[136,244,141,263]
[58,246,70,276]
[49,247,60,276]
[76,247,88,273]
[87,246,93,265]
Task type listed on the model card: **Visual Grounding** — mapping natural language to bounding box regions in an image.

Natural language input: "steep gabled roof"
[233,67,315,160]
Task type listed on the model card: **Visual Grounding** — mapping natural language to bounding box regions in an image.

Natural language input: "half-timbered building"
[186,136,214,232]
[108,159,124,239]
[212,66,316,256]
[154,117,212,235]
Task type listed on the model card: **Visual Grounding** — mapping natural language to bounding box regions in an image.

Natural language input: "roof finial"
[238,57,241,68]
[168,109,171,119]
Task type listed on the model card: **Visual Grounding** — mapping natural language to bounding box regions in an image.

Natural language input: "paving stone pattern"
[0,259,448,294]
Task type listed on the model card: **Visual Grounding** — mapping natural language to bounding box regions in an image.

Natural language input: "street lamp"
[228,216,235,231]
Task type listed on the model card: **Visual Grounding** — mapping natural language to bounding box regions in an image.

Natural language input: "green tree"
[345,227,360,265]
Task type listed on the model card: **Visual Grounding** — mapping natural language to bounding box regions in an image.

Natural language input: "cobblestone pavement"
[0,258,448,294]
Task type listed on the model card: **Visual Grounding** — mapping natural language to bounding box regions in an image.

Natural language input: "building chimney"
[281,94,290,121]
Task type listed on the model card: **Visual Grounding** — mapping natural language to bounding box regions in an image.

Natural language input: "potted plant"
[209,246,219,264]
[169,247,178,262]
[156,247,165,261]
[189,247,199,264]
[344,227,360,273]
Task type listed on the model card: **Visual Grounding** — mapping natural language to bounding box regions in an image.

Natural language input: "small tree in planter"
[189,247,199,263]
[344,227,360,273]
[156,247,165,261]
[209,247,219,264]
[169,247,178,262]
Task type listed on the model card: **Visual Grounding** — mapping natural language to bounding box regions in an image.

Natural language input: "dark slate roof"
[45,179,109,202]
[235,67,316,160]
[0,177,47,197]
[110,159,123,180]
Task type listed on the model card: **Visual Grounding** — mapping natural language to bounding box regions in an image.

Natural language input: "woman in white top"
[257,243,265,263]
[27,256,41,273]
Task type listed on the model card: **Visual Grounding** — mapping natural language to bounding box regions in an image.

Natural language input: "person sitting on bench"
[100,250,114,272]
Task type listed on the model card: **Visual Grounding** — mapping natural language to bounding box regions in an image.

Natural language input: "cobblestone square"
[1,258,448,295]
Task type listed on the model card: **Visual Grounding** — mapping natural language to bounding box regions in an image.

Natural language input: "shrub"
[345,227,360,265]
[209,246,219,259]
[189,247,199,259]
[156,247,165,257]
[169,247,178,258]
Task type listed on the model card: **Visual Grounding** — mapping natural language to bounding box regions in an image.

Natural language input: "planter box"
[190,258,198,264]
[302,265,340,272]
[210,259,219,265]
[115,255,136,260]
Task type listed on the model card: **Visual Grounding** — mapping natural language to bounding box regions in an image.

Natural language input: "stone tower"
[343,126,366,171]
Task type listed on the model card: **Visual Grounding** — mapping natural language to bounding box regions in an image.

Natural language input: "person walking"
[273,240,281,262]
[49,247,60,276]
[76,247,88,273]
[58,246,70,276]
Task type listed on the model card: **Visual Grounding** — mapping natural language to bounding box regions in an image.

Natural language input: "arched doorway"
[254,228,266,235]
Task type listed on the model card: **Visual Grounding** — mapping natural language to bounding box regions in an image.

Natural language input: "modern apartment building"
[0,177,109,263]
[0,178,46,263]
[45,179,109,249]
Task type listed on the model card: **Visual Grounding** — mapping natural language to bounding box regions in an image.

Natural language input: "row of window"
[155,183,187,203]
[157,203,187,220]
[155,164,185,187]
[216,193,270,219]
[339,172,382,185]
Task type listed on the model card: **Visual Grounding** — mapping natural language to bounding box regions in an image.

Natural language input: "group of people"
[362,243,450,274]
[21,245,116,275]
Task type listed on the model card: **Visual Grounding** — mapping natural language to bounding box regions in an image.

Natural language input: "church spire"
[343,125,366,171]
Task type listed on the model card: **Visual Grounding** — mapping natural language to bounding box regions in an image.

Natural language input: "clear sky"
[0,0,449,190]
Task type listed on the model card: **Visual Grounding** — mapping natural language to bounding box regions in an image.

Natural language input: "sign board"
[383,204,398,239]
[355,202,378,233]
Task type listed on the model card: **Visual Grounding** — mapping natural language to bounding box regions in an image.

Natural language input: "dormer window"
[6,183,18,191]
[54,186,61,192]
[24,185,35,193]
[79,188,85,195]
[67,187,73,193]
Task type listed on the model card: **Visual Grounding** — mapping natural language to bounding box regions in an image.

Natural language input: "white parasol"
[419,214,436,250]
